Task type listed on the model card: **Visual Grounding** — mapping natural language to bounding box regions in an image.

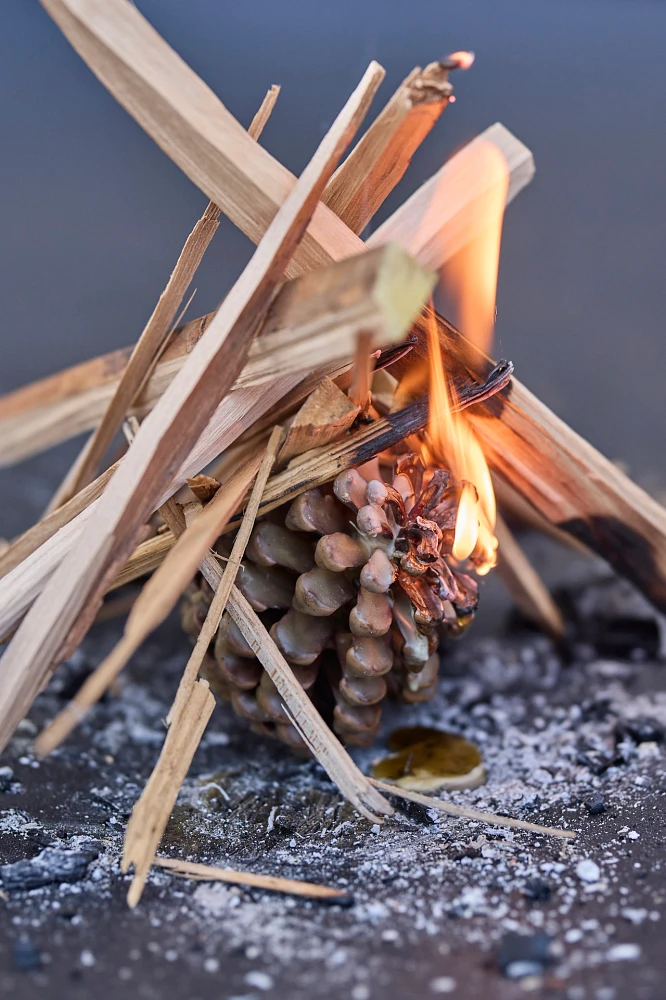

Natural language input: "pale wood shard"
[277,378,360,466]
[324,62,453,235]
[493,473,592,556]
[366,122,535,266]
[47,84,280,512]
[167,426,283,725]
[120,429,283,909]
[0,244,431,468]
[347,331,374,412]
[34,452,262,757]
[153,856,347,900]
[226,587,392,823]
[40,0,381,279]
[371,779,576,839]
[494,512,565,639]
[122,678,216,908]
[0,61,383,753]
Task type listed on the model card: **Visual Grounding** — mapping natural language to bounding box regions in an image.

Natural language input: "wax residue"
[371,726,485,791]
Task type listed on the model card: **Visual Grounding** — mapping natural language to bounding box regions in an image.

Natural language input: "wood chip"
[324,62,453,235]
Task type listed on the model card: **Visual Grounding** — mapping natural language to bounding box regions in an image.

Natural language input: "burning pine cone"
[181,454,479,749]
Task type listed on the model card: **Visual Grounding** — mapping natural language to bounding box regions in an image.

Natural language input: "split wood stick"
[347,331,374,412]
[0,63,382,753]
[49,85,280,511]
[367,122,534,264]
[371,780,576,839]
[166,426,283,725]
[0,122,528,469]
[493,473,591,556]
[35,452,263,756]
[324,62,453,235]
[494,513,564,639]
[40,0,382,279]
[121,430,282,908]
[153,857,347,900]
[277,378,360,466]
[0,244,430,469]
[123,679,215,908]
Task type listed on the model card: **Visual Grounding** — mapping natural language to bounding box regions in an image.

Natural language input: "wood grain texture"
[324,62,453,235]
[494,513,564,638]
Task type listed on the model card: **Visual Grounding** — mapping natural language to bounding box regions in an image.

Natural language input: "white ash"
[0,578,664,996]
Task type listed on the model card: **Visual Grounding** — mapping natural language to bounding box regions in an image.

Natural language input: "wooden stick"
[34,452,263,756]
[0,463,117,580]
[493,473,591,555]
[0,244,430,469]
[167,426,283,725]
[494,513,564,639]
[367,121,535,264]
[371,780,576,839]
[120,428,283,908]
[123,679,215,908]
[48,86,281,511]
[40,0,382,279]
[153,856,348,900]
[324,62,453,235]
[226,587,391,823]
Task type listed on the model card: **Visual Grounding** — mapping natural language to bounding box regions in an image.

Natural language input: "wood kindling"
[324,61,455,236]
[494,513,564,639]
[152,857,348,900]
[48,84,280,511]
[0,59,384,754]
[120,428,283,909]
[34,451,263,757]
[40,0,381,279]
[371,780,576,839]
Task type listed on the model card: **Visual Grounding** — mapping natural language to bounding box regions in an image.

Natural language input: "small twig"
[372,779,577,839]
[153,856,347,900]
[166,425,283,725]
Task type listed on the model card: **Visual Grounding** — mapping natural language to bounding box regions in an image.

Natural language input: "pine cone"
[180,453,478,750]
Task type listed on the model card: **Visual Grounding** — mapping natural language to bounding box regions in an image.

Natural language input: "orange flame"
[448,51,475,70]
[425,140,509,574]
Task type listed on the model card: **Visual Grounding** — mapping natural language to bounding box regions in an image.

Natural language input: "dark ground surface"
[0,563,665,1000]
[2,1,666,998]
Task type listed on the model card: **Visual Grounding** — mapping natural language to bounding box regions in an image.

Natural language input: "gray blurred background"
[1,0,666,542]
